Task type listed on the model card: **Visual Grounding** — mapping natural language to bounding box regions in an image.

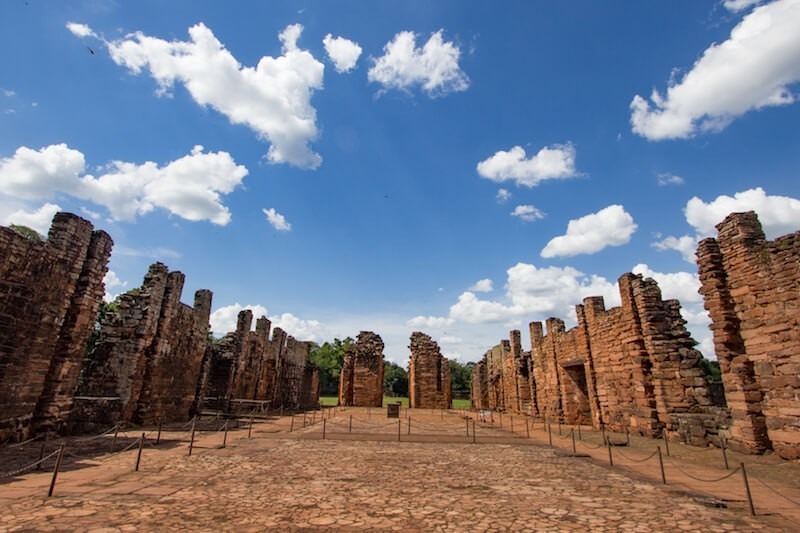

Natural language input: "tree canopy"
[9,224,43,241]
[449,359,474,393]
[384,361,408,397]
[309,337,353,396]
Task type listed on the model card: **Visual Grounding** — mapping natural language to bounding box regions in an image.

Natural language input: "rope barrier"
[2,433,45,449]
[613,448,659,463]
[576,438,605,450]
[73,424,120,442]
[664,456,742,482]
[0,449,60,479]
[750,474,800,506]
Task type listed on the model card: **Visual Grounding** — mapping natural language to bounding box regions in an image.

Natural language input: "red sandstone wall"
[338,331,384,407]
[472,271,713,443]
[0,213,111,442]
[409,332,451,409]
[698,211,800,459]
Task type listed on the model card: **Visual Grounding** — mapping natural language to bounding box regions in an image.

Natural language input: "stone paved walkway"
[0,409,796,531]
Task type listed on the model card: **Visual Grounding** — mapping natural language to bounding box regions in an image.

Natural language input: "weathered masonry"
[0,214,112,443]
[472,273,720,445]
[339,331,384,407]
[408,332,452,409]
[70,263,213,430]
[697,212,800,460]
[0,213,320,444]
[198,310,320,415]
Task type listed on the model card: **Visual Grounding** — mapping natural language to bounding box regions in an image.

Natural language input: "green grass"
[382,396,409,407]
[451,398,471,409]
[321,395,470,409]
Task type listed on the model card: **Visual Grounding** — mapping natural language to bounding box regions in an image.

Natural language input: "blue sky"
[2,0,799,364]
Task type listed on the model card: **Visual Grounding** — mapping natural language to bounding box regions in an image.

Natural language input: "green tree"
[449,359,473,393]
[699,358,722,383]
[309,337,353,395]
[9,224,43,241]
[85,300,117,356]
[384,362,408,396]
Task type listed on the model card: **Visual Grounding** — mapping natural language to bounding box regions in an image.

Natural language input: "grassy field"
[319,396,471,409]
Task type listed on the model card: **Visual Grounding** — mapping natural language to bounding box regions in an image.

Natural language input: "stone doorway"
[561,360,591,424]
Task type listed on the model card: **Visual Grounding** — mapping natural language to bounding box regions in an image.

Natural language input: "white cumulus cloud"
[496,188,511,203]
[657,173,685,186]
[653,187,800,264]
[103,270,128,302]
[685,187,800,238]
[652,234,698,263]
[631,0,800,140]
[323,34,362,73]
[271,312,328,342]
[0,143,248,225]
[468,279,493,292]
[96,22,324,168]
[406,315,455,329]
[632,263,702,304]
[511,204,545,222]
[210,303,269,337]
[2,202,61,235]
[477,144,578,187]
[368,29,469,97]
[541,205,637,258]
[433,263,620,326]
[262,207,291,231]
[723,0,763,12]
[66,21,97,38]
[210,303,328,342]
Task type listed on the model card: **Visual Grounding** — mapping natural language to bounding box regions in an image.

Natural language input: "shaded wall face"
[338,332,384,407]
[698,212,800,459]
[0,214,111,442]
[409,332,451,409]
[71,263,212,428]
[472,273,713,443]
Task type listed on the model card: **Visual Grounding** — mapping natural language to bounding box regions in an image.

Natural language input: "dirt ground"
[1,407,798,531]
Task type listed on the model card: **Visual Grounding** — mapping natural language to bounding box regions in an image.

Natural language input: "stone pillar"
[338,331,384,407]
[697,217,770,454]
[409,332,451,409]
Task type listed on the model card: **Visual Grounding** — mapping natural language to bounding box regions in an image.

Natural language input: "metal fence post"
[48,444,65,497]
[741,462,755,516]
[188,418,197,456]
[135,433,145,471]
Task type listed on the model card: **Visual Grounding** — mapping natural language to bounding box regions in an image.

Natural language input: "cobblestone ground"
[0,410,795,531]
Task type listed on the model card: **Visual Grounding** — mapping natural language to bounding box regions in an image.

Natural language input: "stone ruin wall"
[408,332,452,409]
[0,213,112,443]
[473,272,718,446]
[338,331,384,407]
[698,212,800,460]
[0,212,320,444]
[70,263,213,430]
[198,310,319,413]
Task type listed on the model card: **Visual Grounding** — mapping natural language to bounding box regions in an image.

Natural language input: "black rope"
[750,474,800,506]
[613,448,659,463]
[0,449,60,478]
[664,456,742,482]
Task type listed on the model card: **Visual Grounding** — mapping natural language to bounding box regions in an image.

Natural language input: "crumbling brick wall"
[472,272,713,441]
[196,312,319,412]
[408,332,452,409]
[71,263,212,428]
[697,211,800,459]
[0,213,112,443]
[338,331,384,407]
[471,360,488,409]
